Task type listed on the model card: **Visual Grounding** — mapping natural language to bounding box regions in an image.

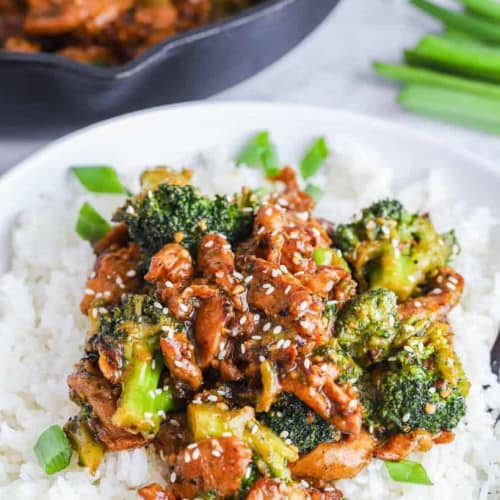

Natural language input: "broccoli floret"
[365,365,466,434]
[313,338,362,384]
[257,393,339,454]
[92,294,179,437]
[335,289,399,366]
[362,321,469,435]
[113,183,258,259]
[332,199,459,300]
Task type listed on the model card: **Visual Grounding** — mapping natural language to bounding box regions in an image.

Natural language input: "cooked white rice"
[0,140,499,500]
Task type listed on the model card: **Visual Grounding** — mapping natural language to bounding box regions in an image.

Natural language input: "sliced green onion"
[75,202,111,242]
[261,144,281,177]
[313,247,334,266]
[236,131,282,177]
[410,0,500,44]
[384,459,433,485]
[457,0,500,24]
[406,35,500,83]
[71,166,129,194]
[300,137,329,180]
[398,84,500,134]
[236,131,270,167]
[373,62,500,100]
[305,183,323,202]
[34,425,72,475]
[313,247,350,271]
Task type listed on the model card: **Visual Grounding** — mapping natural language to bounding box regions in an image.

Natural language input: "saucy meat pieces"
[172,436,252,499]
[374,430,433,461]
[154,413,190,465]
[68,360,147,451]
[24,0,110,35]
[81,225,141,314]
[145,242,194,302]
[160,334,203,390]
[194,288,230,367]
[241,256,326,345]
[247,478,343,500]
[138,483,175,500]
[290,430,376,481]
[1,0,258,64]
[398,267,464,321]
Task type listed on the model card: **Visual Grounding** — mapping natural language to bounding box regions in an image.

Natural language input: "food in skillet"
[33,135,469,499]
[0,0,261,65]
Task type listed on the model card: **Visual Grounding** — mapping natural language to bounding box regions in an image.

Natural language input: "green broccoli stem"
[373,62,500,101]
[398,85,500,135]
[112,352,174,437]
[405,35,500,83]
[410,0,500,43]
[457,0,500,24]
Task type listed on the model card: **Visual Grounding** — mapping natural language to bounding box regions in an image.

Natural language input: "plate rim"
[1,100,498,193]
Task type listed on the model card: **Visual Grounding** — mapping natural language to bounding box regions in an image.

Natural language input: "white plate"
[0,101,498,271]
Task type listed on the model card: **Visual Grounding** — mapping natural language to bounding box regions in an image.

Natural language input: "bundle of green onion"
[374,0,500,134]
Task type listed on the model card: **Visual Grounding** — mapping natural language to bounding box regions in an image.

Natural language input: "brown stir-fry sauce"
[65,165,468,499]
[0,0,262,65]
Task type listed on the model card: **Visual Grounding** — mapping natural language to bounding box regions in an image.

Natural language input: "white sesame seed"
[299,301,308,311]
[259,355,265,362]
[204,240,214,248]
[446,282,456,290]
[402,413,411,422]
[144,412,153,419]
[273,325,282,334]
[233,271,244,280]
[251,335,262,340]
[304,358,311,369]
[184,452,191,463]
[179,303,189,313]
[271,269,281,278]
[280,265,289,274]
[240,316,247,325]
[174,360,183,368]
[265,286,275,295]
[170,472,177,483]
[284,285,291,295]
[244,275,253,284]
[165,280,174,288]
[240,344,246,354]
[192,448,200,460]
[85,288,95,295]
[126,269,136,278]
[414,300,422,308]
[263,323,271,332]
[280,430,289,438]
[207,395,218,402]
[211,450,221,457]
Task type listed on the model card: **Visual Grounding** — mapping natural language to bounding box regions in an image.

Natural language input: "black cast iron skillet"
[0,0,340,135]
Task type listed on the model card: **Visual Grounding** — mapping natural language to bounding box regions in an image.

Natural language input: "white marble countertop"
[1,0,499,172]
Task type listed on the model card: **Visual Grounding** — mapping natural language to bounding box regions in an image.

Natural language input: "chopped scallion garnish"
[75,202,111,242]
[300,137,329,180]
[384,459,433,485]
[71,166,129,194]
[305,183,323,202]
[34,425,72,475]
[236,131,281,176]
